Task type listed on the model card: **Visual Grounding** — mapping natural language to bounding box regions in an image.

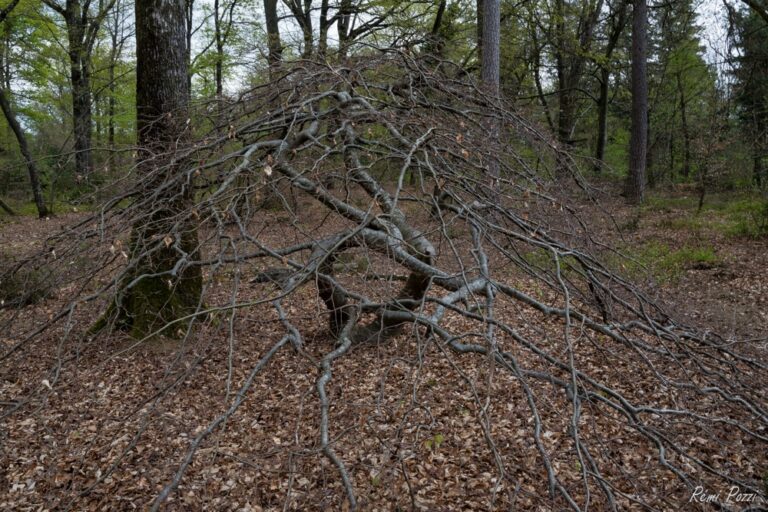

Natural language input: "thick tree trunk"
[558,88,577,146]
[481,0,500,90]
[0,85,49,218]
[264,0,282,68]
[64,1,94,178]
[318,0,329,57]
[100,0,202,339]
[70,59,93,178]
[625,0,647,203]
[337,0,351,58]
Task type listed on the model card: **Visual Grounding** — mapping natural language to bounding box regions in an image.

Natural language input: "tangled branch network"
[1,53,766,511]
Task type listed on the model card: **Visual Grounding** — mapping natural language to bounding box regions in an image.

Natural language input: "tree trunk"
[337,0,351,58]
[625,0,647,203]
[318,0,329,57]
[423,0,447,58]
[70,58,93,178]
[0,85,49,218]
[100,0,202,339]
[594,66,610,172]
[594,1,628,172]
[646,112,655,188]
[108,54,116,171]
[476,0,484,65]
[64,0,94,179]
[214,0,223,100]
[283,0,313,58]
[677,75,691,179]
[185,0,193,92]
[264,0,282,68]
[481,0,500,200]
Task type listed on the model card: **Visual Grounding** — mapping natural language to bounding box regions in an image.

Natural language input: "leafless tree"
[1,54,766,511]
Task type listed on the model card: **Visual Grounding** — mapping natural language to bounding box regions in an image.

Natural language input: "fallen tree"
[1,54,766,511]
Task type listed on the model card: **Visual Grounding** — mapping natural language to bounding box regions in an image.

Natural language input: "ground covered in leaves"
[1,187,766,511]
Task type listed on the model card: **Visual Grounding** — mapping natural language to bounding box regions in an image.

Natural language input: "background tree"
[0,0,47,217]
[264,0,282,67]
[593,0,628,171]
[552,0,605,148]
[99,0,202,337]
[481,0,500,196]
[41,0,117,179]
[730,8,768,187]
[626,0,647,202]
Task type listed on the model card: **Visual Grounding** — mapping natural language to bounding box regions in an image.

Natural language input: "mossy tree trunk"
[99,0,202,339]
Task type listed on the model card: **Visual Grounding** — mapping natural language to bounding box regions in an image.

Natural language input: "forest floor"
[0,185,766,511]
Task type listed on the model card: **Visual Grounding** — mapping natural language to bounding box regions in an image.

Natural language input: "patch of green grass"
[655,216,706,232]
[644,194,701,212]
[521,247,582,275]
[647,192,768,239]
[662,246,720,269]
[611,241,721,283]
[0,199,86,216]
[720,198,768,238]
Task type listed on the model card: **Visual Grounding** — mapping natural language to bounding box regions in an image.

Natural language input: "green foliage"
[646,192,768,238]
[730,10,768,186]
[0,198,79,216]
[424,432,445,452]
[723,198,768,238]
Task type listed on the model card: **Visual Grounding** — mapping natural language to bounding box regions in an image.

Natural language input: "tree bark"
[318,0,329,57]
[68,41,93,178]
[214,0,223,99]
[0,85,49,218]
[283,0,313,58]
[185,0,193,92]
[594,67,609,172]
[481,0,500,199]
[264,0,282,67]
[42,0,117,178]
[677,74,691,178]
[99,0,202,338]
[108,18,117,171]
[476,0,484,65]
[337,0,351,58]
[625,0,647,203]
